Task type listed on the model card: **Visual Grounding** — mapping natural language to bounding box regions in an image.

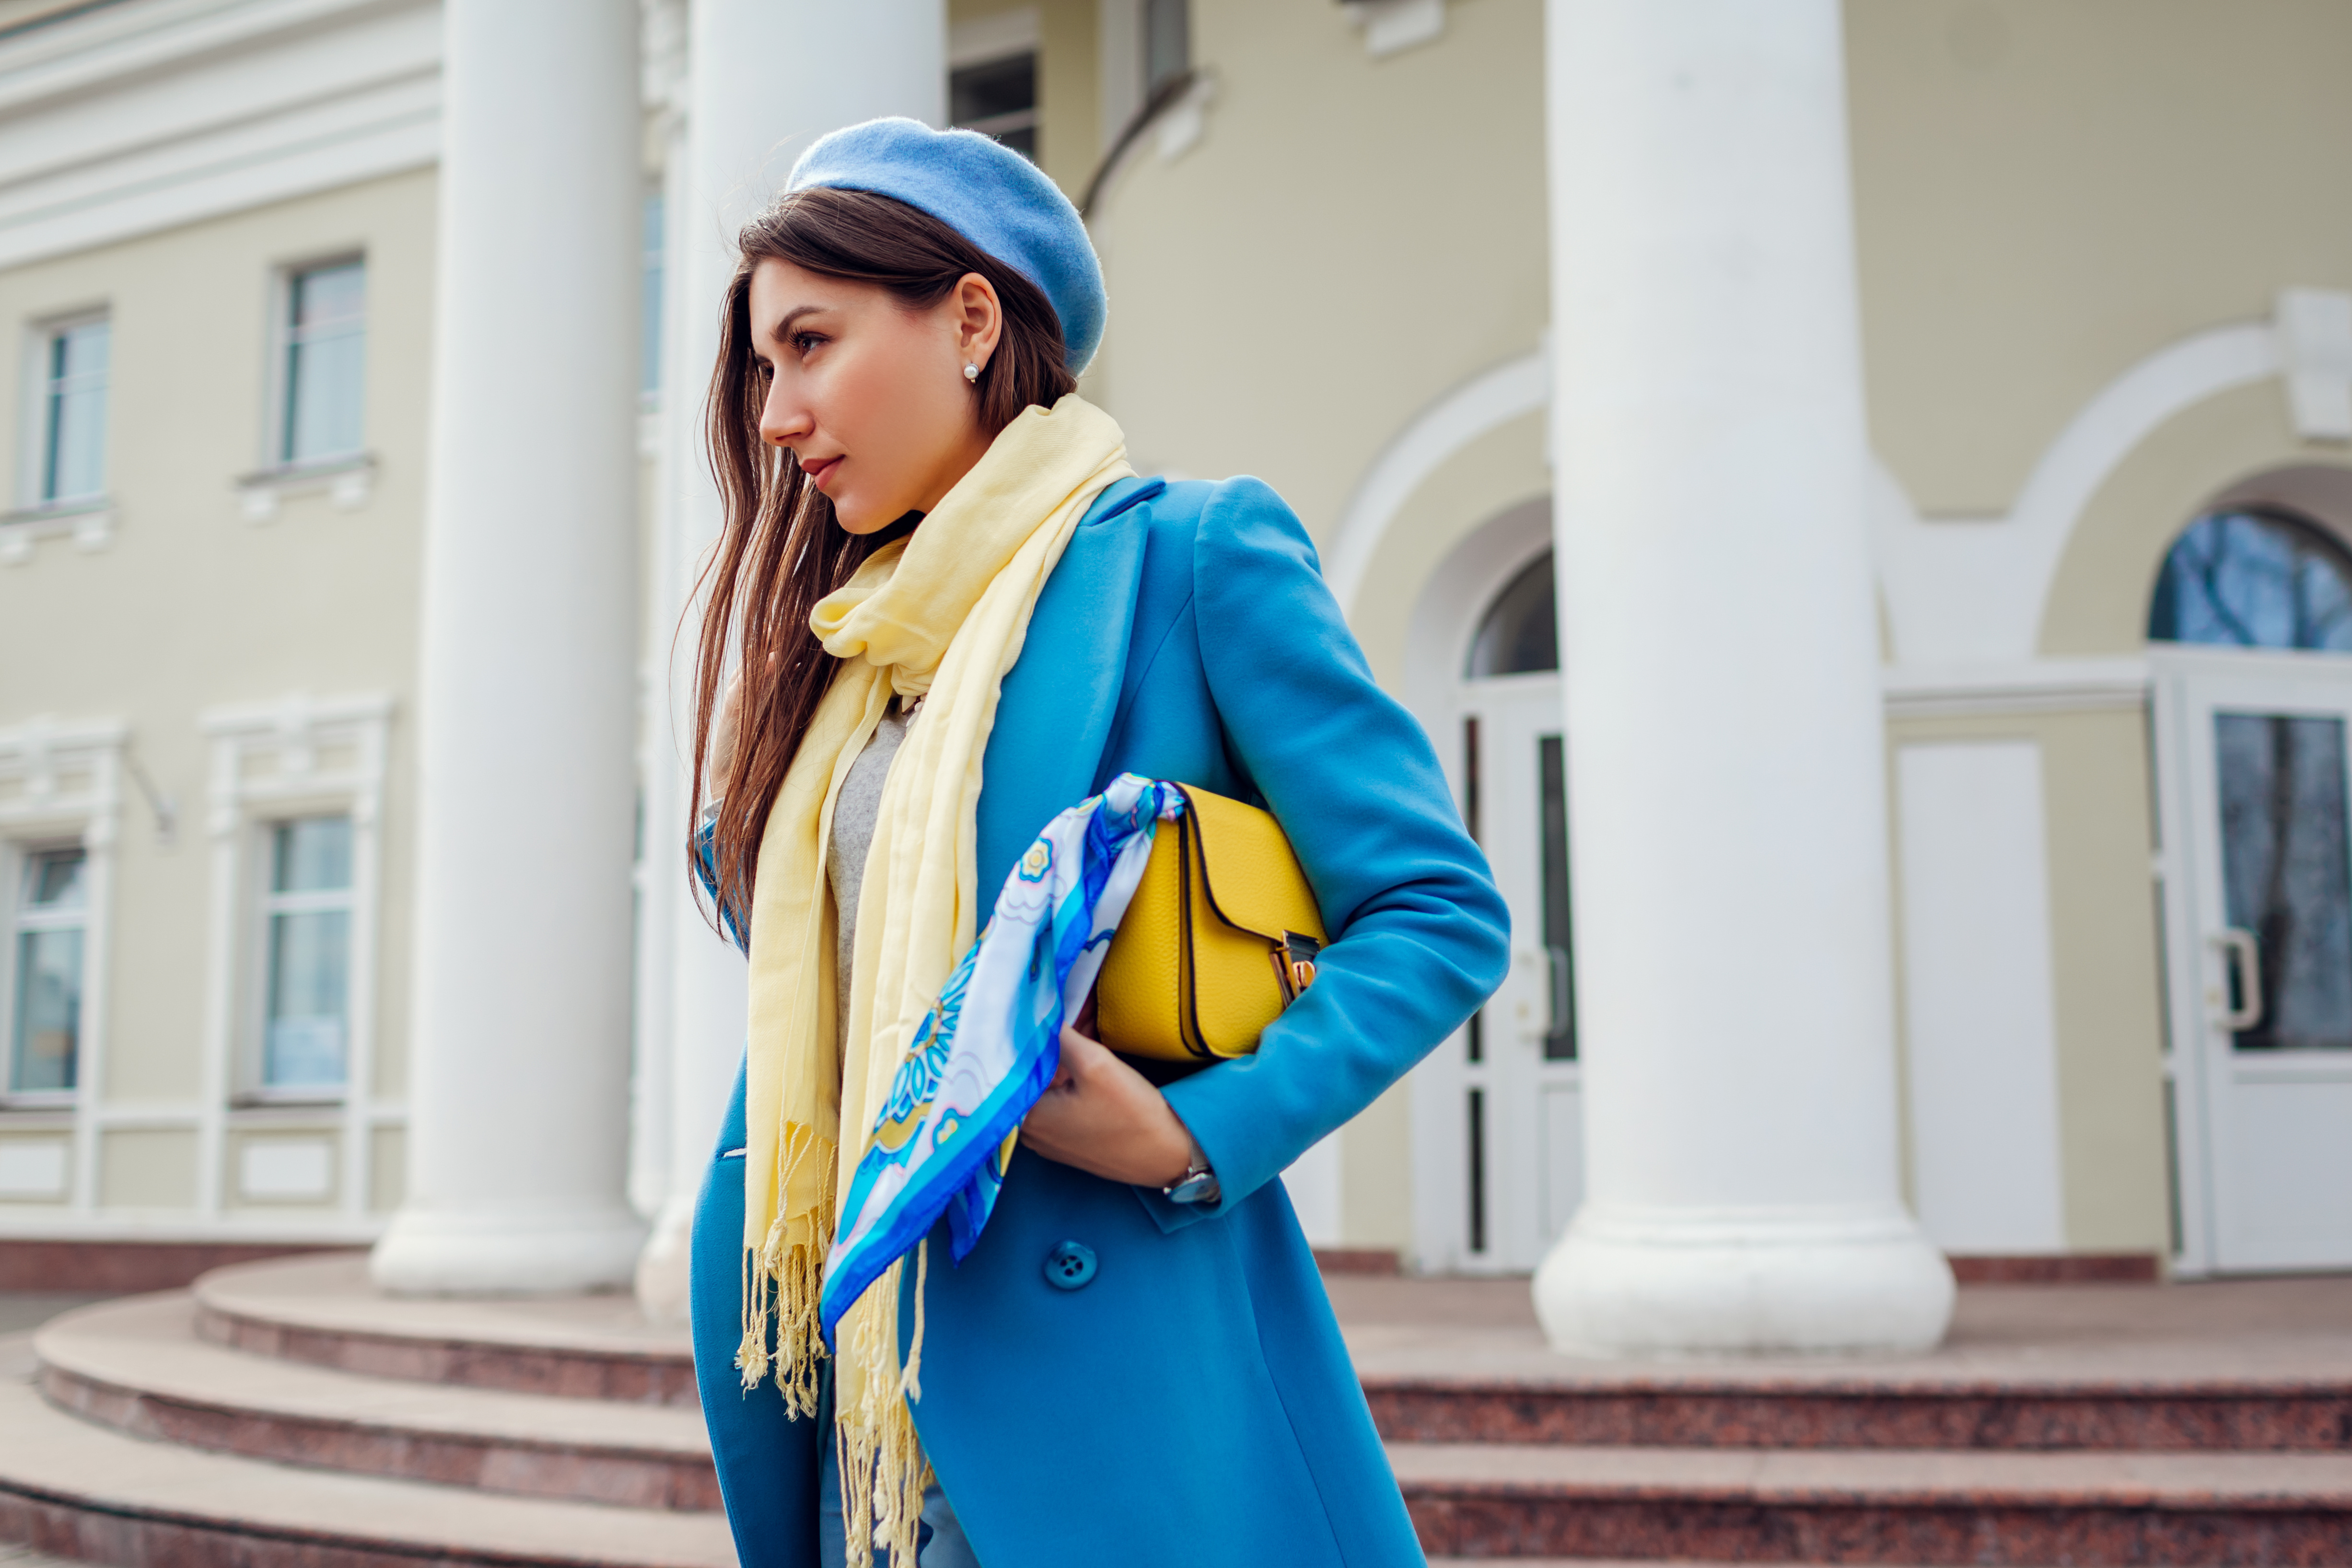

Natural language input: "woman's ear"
[953,271,1002,373]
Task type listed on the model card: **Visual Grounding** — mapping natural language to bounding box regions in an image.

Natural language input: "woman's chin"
[831,493,897,536]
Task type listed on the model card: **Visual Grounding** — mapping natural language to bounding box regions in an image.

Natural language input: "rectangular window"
[10,848,85,1094]
[37,317,108,504]
[950,51,1039,160]
[281,260,366,464]
[259,816,353,1091]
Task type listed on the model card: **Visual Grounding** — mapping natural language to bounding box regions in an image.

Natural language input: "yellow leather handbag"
[1095,783,1327,1062]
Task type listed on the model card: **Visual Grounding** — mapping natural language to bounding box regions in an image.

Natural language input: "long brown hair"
[688,186,1077,936]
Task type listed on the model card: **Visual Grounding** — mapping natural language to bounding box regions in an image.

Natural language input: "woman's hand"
[1020,1001,1198,1187]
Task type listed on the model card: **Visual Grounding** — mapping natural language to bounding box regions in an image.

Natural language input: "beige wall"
[1848,0,2352,516]
[16,2,2350,1258]
[99,1128,198,1210]
[1086,0,1548,543]
[0,168,435,1214]
[1090,1,2352,1258]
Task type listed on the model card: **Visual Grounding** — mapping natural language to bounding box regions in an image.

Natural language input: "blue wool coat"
[690,475,1510,1568]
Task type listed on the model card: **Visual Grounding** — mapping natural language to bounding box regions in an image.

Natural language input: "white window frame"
[245,813,360,1103]
[1,309,114,565]
[0,718,124,1214]
[238,254,374,522]
[200,694,391,1220]
[8,843,91,1101]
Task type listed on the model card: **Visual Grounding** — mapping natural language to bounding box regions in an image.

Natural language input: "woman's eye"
[792,332,826,356]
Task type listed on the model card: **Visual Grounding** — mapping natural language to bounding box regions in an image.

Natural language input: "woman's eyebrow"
[770,303,827,339]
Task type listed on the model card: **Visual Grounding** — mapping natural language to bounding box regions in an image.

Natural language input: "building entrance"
[1440,549,1583,1273]
[1457,673,1582,1271]
[2150,507,2352,1273]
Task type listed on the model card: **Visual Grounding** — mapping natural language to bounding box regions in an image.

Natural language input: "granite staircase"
[0,1255,727,1568]
[1374,1360,2352,1562]
[0,1254,2344,1565]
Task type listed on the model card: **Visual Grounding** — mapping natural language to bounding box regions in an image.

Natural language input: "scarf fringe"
[737,1123,836,1420]
[835,1249,931,1568]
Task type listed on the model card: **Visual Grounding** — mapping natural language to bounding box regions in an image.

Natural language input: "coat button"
[1043,1240,1097,1290]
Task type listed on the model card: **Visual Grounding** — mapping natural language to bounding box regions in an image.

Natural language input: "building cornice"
[0,0,440,270]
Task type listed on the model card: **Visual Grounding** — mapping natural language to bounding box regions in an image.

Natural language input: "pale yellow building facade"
[5,0,2349,1283]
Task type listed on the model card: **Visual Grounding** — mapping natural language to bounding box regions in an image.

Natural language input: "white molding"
[2276,287,2352,442]
[1334,313,2323,675]
[0,714,125,1218]
[0,1135,70,1198]
[1328,344,1549,619]
[0,0,441,272]
[198,692,393,1227]
[88,1101,205,1129]
[1882,658,2151,720]
[235,453,376,521]
[1874,321,2280,665]
[1152,65,1216,162]
[639,0,687,119]
[1343,0,1445,58]
[0,496,110,562]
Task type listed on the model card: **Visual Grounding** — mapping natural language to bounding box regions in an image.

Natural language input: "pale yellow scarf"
[738,395,1131,1566]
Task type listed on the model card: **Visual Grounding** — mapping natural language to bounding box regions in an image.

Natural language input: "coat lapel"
[975,477,1163,895]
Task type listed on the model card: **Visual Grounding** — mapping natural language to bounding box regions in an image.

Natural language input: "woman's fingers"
[1023,1022,1194,1185]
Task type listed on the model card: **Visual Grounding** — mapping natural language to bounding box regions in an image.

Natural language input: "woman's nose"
[759,382,811,448]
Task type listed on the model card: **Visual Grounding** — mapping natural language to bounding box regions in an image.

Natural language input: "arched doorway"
[2149,490,2352,1272]
[1438,546,1584,1273]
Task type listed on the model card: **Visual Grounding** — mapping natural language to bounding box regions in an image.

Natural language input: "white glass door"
[2156,650,2352,1272]
[1455,674,1584,1272]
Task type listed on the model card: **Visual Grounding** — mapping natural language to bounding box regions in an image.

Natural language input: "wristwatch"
[1162,1140,1221,1206]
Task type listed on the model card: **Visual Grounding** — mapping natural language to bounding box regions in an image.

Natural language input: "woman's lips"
[801,455,841,488]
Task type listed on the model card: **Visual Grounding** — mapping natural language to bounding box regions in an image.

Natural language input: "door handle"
[1545,944,1572,1039]
[2209,929,2264,1032]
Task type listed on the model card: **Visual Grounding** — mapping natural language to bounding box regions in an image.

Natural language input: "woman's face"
[748,258,1002,534]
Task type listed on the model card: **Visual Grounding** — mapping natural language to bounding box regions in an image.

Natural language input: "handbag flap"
[1179,786,1327,945]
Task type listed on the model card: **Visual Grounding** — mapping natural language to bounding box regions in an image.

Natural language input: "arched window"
[2149,509,2352,652]
[1466,550,1559,677]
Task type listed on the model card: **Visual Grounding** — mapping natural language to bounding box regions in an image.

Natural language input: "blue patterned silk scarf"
[819,774,1183,1346]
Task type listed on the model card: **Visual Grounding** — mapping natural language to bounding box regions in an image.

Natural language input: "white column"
[371,0,645,1295]
[1533,0,1955,1355]
[632,0,944,1321]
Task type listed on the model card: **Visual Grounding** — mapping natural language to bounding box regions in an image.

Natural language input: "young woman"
[686,118,1509,1568]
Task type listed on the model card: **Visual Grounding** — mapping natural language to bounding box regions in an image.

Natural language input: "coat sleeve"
[1143,476,1511,1232]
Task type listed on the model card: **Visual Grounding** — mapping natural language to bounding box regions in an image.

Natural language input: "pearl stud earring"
[963,362,979,383]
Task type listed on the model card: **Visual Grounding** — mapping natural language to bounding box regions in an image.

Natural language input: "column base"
[631,1193,696,1326]
[1533,1201,1956,1358]
[370,1205,647,1296]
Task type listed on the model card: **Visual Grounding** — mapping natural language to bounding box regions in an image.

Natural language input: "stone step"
[35,1294,718,1510]
[193,1253,697,1407]
[0,1372,734,1568]
[1365,1371,2352,1452]
[1392,1440,2352,1565]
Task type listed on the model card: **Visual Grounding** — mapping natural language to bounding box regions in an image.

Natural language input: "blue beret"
[787,117,1106,375]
